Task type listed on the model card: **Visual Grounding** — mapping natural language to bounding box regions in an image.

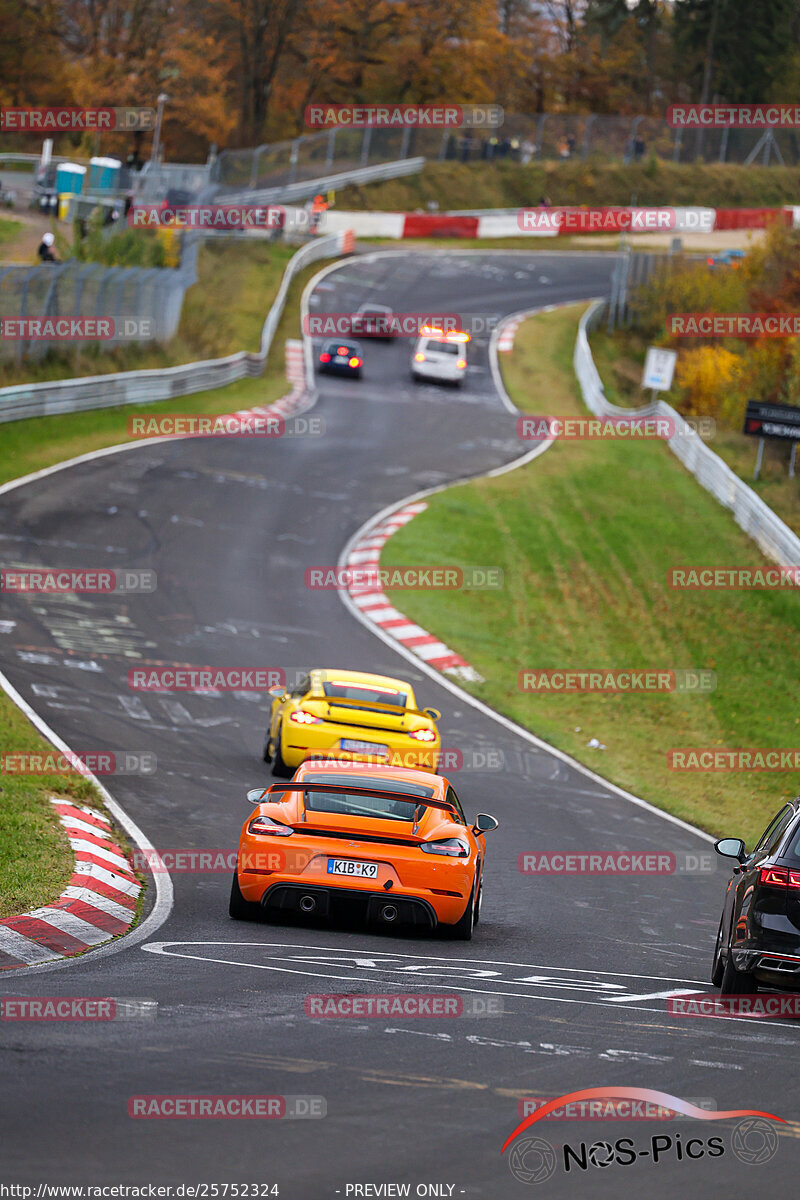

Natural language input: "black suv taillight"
[759,866,800,888]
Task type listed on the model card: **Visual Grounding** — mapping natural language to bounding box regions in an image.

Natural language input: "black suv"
[713,797,800,995]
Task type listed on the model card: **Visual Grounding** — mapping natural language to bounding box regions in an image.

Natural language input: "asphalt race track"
[1,250,797,1195]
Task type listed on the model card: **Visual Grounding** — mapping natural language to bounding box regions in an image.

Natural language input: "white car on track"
[411,327,470,387]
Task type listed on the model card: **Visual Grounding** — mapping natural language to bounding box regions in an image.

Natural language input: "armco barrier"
[318,206,779,240]
[0,231,352,425]
[713,208,792,230]
[400,214,479,238]
[574,300,800,569]
[217,158,425,207]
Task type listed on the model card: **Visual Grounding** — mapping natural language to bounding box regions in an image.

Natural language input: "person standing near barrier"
[37,232,57,263]
[311,193,327,233]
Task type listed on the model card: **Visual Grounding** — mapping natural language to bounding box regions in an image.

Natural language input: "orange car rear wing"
[260,781,457,815]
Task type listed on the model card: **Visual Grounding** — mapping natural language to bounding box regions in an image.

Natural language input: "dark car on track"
[712,797,800,995]
[350,303,396,340]
[318,339,363,378]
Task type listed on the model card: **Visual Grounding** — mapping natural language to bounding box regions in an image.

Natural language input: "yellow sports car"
[263,669,441,776]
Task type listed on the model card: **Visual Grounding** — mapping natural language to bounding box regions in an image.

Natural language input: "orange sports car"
[230,760,498,939]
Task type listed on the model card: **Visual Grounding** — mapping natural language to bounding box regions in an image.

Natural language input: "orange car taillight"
[408,729,436,742]
[456,358,466,369]
[414,352,425,362]
[247,816,294,836]
[420,838,469,857]
[289,709,322,725]
[349,356,361,367]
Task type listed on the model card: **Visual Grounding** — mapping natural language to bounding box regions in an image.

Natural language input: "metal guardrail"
[217,157,426,205]
[213,127,436,192]
[0,231,350,424]
[574,300,800,567]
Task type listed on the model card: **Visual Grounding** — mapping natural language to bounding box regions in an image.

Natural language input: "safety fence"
[213,128,440,193]
[574,300,800,568]
[0,230,352,423]
[0,239,199,363]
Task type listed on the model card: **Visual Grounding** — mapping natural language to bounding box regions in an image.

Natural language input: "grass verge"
[381,303,800,846]
[0,217,22,249]
[0,693,115,918]
[339,160,800,214]
[588,323,800,538]
[0,251,326,486]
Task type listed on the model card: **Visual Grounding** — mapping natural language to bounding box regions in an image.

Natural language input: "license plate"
[340,739,388,756]
[327,859,378,878]
[335,354,348,361]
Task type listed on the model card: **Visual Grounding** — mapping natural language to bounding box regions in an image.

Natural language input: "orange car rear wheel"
[229,870,263,921]
[444,876,478,941]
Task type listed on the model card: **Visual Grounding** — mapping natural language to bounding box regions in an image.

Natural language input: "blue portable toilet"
[56,163,86,195]
[89,156,121,191]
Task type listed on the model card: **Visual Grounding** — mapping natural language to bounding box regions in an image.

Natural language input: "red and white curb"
[345,503,483,684]
[0,799,140,970]
[233,338,307,425]
[497,318,522,352]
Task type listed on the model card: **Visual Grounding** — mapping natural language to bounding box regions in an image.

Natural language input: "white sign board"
[642,347,677,392]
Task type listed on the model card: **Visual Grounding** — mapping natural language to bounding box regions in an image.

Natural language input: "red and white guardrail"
[320,207,800,240]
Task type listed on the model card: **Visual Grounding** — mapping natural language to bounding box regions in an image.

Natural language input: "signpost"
[642,346,677,406]
[742,400,800,480]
